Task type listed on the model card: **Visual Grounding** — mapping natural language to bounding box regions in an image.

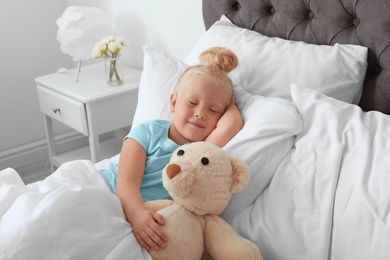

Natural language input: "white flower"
[115,37,127,46]
[92,36,127,58]
[108,41,122,54]
[92,36,127,85]
[91,41,107,58]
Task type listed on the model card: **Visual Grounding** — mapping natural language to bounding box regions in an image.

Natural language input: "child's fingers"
[134,232,151,251]
[137,228,161,251]
[133,211,168,251]
[152,212,165,225]
[141,224,167,251]
[149,215,168,245]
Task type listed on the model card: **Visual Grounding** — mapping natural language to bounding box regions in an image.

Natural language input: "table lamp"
[56,6,113,81]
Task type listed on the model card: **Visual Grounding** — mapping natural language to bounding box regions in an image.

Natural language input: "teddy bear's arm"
[143,199,174,212]
[203,215,263,260]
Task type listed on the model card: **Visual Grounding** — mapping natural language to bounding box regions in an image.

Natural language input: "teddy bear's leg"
[203,216,262,260]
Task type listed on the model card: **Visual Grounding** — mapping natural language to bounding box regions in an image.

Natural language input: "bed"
[1,0,390,259]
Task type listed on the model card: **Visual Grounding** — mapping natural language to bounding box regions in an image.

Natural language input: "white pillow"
[132,45,188,128]
[132,47,302,220]
[185,16,368,104]
[221,85,302,219]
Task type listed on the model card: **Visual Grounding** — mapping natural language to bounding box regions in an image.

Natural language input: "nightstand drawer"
[37,85,88,135]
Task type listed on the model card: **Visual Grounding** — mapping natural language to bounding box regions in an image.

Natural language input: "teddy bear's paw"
[245,241,263,260]
[235,239,263,260]
[208,238,263,260]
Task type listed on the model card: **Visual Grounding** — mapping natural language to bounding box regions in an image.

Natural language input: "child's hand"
[131,208,168,251]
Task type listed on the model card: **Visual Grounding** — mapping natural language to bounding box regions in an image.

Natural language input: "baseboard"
[17,160,52,184]
[0,130,89,183]
[0,128,129,184]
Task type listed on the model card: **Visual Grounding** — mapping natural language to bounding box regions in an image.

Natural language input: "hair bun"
[198,47,238,73]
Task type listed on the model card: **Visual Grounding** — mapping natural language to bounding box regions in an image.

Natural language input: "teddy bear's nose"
[166,164,181,179]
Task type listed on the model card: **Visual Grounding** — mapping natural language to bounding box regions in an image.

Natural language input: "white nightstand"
[35,63,142,171]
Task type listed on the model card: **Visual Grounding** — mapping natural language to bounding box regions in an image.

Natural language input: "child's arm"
[116,138,168,251]
[205,102,243,147]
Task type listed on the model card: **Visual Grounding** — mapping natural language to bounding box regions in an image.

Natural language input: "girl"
[101,47,243,251]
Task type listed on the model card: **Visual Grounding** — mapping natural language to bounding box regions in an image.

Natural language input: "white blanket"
[0,160,151,260]
[226,86,390,260]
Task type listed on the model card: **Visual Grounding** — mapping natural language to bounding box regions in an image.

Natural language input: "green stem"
[110,59,122,84]
[105,54,123,85]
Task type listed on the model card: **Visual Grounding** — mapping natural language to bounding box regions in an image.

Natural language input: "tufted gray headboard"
[202,0,390,114]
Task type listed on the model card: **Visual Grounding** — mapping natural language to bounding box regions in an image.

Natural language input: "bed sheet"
[0,160,151,260]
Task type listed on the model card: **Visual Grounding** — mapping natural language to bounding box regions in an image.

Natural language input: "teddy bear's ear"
[230,157,250,193]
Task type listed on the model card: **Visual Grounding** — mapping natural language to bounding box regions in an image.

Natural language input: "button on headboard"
[202,0,390,114]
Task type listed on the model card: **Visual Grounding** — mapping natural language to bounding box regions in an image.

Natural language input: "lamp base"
[76,60,82,82]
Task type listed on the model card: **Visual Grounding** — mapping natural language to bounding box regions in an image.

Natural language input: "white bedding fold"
[0,160,151,260]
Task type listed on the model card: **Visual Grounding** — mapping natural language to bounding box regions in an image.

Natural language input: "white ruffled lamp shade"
[56,6,113,61]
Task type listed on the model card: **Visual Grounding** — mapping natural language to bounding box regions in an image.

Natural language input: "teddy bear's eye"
[201,157,209,165]
[177,150,185,156]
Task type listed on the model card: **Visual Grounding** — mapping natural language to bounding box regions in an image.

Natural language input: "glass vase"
[103,55,124,86]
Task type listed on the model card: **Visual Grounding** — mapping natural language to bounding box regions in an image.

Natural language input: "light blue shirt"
[98,119,178,202]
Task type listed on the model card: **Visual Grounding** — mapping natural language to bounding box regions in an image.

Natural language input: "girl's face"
[169,75,230,145]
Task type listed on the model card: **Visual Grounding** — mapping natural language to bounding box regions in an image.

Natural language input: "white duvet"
[1,86,390,260]
[0,160,151,260]
[225,86,390,260]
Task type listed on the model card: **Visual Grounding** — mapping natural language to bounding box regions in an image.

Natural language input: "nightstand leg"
[43,115,56,172]
[86,103,101,162]
[89,134,100,163]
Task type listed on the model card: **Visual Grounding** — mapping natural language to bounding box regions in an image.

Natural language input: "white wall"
[66,0,205,68]
[0,1,73,151]
[0,0,205,175]
[0,1,74,171]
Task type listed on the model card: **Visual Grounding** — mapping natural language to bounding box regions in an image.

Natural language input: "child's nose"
[195,109,205,119]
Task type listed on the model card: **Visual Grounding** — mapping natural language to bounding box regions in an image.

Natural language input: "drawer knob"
[53,108,61,113]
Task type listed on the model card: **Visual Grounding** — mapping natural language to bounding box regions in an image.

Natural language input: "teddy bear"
[144,141,262,260]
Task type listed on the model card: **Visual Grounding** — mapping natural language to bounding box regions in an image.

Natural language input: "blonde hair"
[175,47,238,102]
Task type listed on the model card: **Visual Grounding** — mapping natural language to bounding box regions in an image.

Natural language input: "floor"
[20,160,52,184]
